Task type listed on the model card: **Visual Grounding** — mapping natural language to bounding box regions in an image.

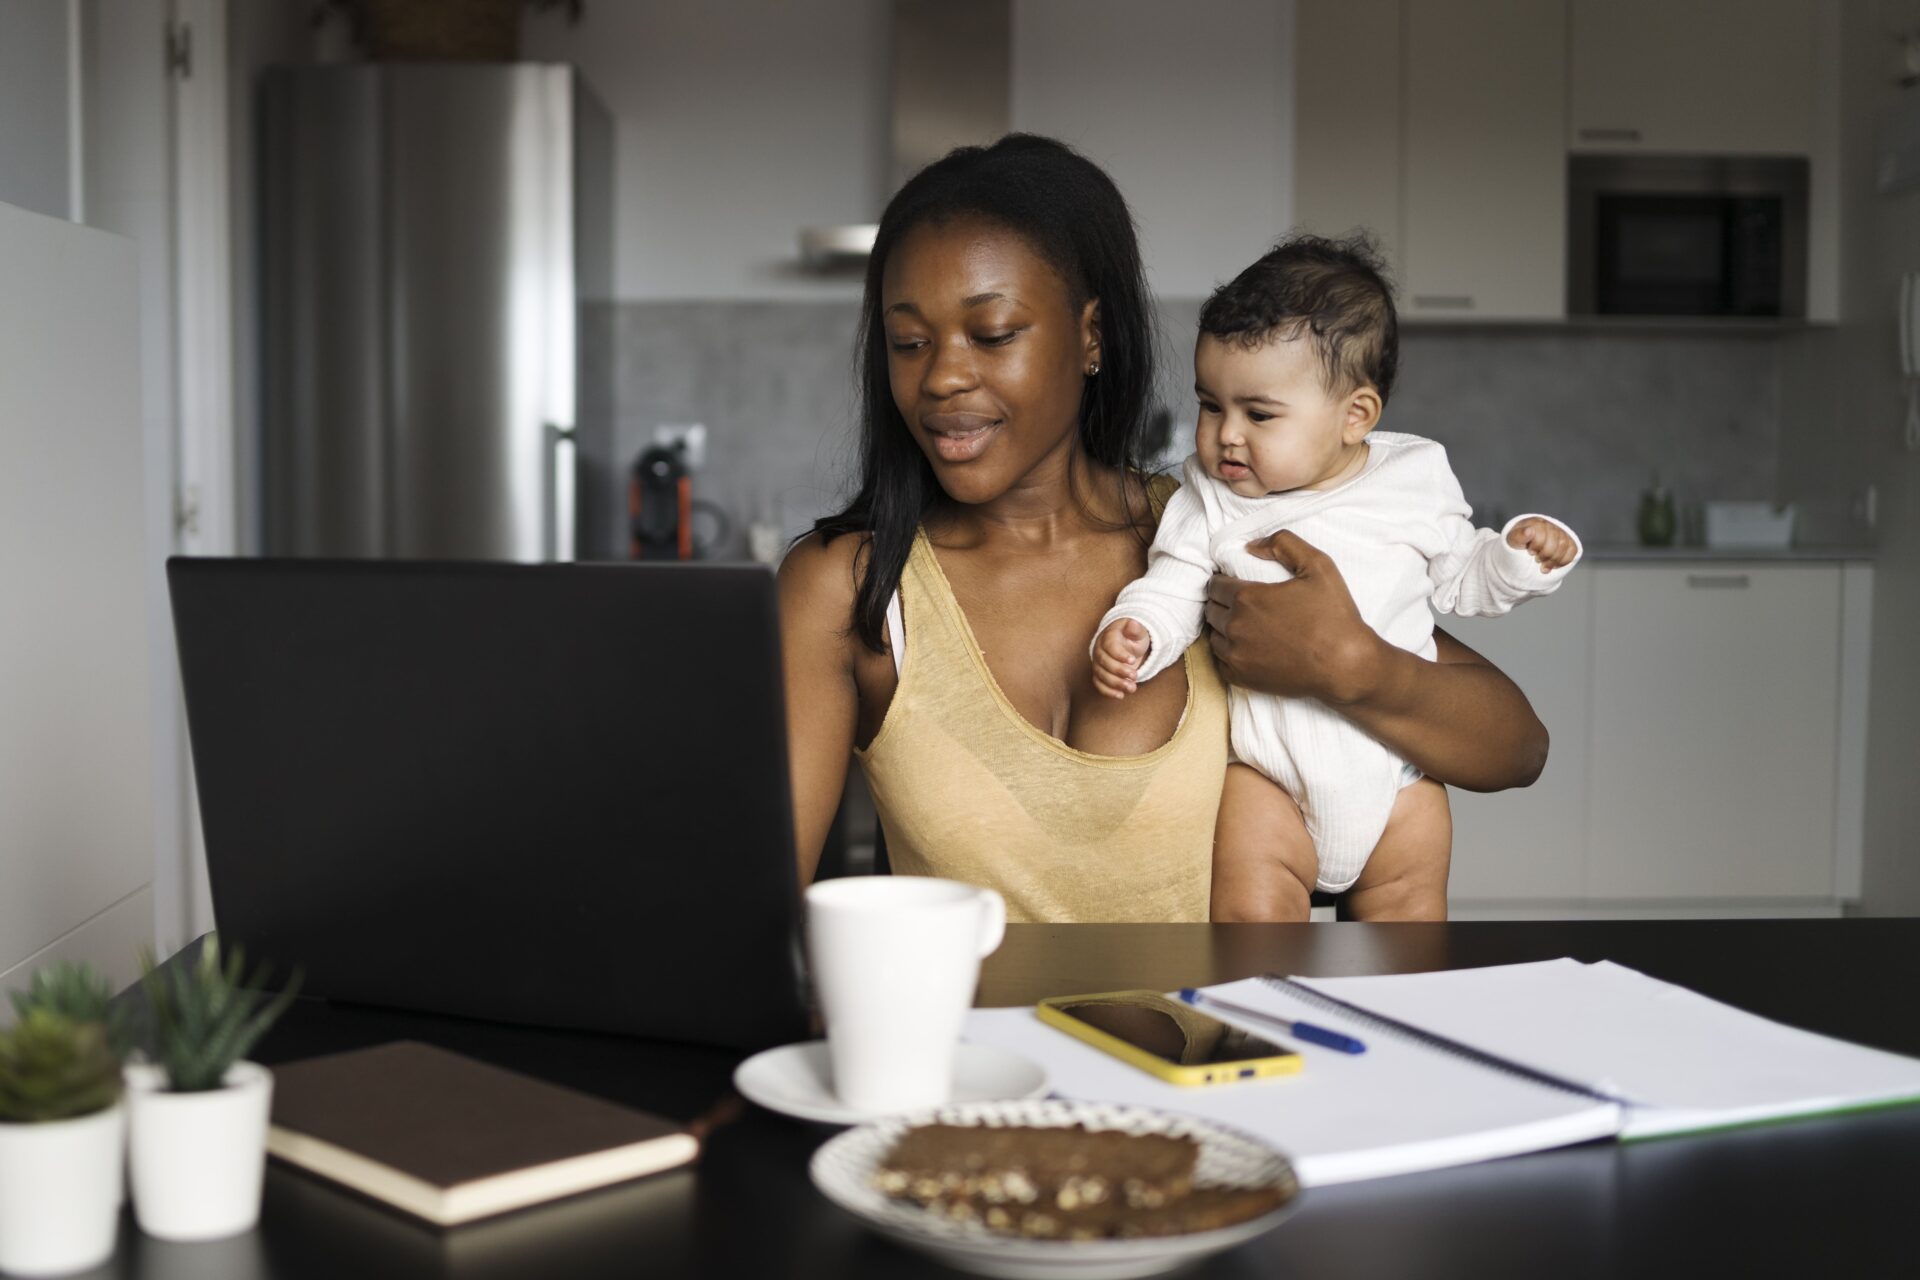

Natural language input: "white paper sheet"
[1296,960,1920,1139]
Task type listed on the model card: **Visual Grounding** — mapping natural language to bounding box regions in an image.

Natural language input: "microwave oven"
[1569,155,1809,319]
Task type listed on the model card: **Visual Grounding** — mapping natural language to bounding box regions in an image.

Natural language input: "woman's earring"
[1087,362,1101,376]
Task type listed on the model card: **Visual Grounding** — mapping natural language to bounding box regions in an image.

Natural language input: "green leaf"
[0,1010,123,1123]
[9,961,136,1057]
[139,938,302,1093]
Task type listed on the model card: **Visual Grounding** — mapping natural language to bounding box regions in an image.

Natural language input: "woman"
[780,135,1545,923]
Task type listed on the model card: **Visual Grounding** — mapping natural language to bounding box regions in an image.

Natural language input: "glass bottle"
[1637,475,1676,548]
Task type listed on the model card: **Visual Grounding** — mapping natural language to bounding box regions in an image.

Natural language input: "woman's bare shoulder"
[778,530,867,631]
[781,529,863,590]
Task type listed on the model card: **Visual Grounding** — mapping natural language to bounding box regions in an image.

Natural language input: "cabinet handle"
[1578,127,1642,143]
[1686,573,1751,590]
[1412,295,1475,310]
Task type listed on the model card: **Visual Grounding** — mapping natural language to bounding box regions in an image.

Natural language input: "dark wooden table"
[98,921,1920,1277]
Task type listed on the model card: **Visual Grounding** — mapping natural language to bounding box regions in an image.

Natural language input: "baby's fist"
[1507,518,1577,571]
[1093,618,1152,699]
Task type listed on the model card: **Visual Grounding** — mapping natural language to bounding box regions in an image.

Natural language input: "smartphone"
[1036,990,1302,1086]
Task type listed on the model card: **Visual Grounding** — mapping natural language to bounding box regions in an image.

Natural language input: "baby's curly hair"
[1198,232,1399,405]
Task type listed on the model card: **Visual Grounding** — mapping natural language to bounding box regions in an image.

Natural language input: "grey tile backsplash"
[586,300,1788,560]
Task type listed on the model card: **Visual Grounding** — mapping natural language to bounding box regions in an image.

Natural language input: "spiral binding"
[1257,974,1631,1106]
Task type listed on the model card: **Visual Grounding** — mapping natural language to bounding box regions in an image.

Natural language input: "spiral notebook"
[962,959,1920,1187]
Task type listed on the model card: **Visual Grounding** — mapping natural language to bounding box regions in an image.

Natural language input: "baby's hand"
[1093,619,1153,699]
[1507,518,1578,571]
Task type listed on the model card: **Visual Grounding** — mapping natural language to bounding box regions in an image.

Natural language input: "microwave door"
[1596,196,1729,316]
[1725,197,1785,317]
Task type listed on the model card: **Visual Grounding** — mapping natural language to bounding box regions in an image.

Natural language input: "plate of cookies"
[809,1098,1301,1279]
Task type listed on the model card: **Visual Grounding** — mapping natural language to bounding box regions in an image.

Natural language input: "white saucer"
[733,1041,1049,1125]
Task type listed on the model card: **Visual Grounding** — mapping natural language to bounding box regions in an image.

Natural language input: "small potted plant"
[125,940,300,1242]
[10,961,135,1057]
[0,1009,126,1277]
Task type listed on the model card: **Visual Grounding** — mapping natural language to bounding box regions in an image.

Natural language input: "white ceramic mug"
[805,876,1006,1113]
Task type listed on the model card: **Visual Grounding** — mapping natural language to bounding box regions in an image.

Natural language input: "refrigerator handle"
[544,422,578,562]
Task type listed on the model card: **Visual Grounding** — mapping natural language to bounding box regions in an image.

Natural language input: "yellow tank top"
[854,519,1230,924]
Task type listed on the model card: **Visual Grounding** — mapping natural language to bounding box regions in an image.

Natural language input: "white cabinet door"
[1402,0,1567,322]
[1012,0,1290,299]
[0,204,155,992]
[1443,577,1593,902]
[1294,0,1403,274]
[1587,565,1839,899]
[1568,0,1815,154]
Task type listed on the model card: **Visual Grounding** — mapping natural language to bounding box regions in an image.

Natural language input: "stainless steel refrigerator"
[261,64,612,560]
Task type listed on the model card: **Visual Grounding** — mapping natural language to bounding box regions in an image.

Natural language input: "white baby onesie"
[1096,432,1580,891]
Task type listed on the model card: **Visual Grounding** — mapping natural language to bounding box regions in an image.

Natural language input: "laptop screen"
[168,558,807,1050]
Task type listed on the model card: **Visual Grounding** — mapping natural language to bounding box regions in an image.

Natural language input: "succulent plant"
[140,939,301,1094]
[0,1010,124,1123]
[9,961,135,1056]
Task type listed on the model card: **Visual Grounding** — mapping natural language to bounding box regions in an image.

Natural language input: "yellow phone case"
[1036,990,1304,1087]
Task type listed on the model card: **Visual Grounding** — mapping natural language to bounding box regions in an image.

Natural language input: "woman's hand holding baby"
[1506,518,1578,571]
[1093,618,1152,698]
[1207,530,1384,707]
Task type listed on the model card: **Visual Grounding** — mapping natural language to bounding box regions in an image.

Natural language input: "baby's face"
[1193,333,1373,498]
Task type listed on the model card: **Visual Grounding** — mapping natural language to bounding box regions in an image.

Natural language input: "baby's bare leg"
[1211,763,1318,922]
[1343,778,1451,921]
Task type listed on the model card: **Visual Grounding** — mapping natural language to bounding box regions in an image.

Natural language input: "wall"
[519,0,1295,303]
[531,0,1298,550]
[1777,1,1920,914]
[1012,0,1294,300]
[524,0,1792,555]
[1388,330,1782,545]
[0,0,76,221]
[0,202,154,999]
[521,0,889,301]
[594,299,1787,558]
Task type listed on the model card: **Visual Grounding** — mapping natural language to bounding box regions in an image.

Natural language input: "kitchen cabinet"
[1297,0,1838,324]
[1293,0,1402,273]
[1444,561,1869,913]
[1295,0,1567,321]
[1013,0,1290,298]
[1586,564,1839,899]
[1444,576,1592,902]
[1401,0,1568,321]
[0,204,155,992]
[1568,0,1816,155]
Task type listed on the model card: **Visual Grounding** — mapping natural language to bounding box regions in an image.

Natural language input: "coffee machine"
[628,443,692,560]
[628,443,730,560]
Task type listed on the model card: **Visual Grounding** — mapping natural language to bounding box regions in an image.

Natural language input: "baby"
[1091,234,1580,921]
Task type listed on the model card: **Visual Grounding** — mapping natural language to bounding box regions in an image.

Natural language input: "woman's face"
[879,219,1099,506]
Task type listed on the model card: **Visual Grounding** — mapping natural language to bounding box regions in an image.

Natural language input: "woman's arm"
[776,533,864,884]
[1204,531,1549,792]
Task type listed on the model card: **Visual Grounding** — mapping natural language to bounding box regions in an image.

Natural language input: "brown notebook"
[267,1041,698,1226]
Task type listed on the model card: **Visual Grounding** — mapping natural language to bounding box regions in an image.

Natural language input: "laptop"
[167,558,809,1051]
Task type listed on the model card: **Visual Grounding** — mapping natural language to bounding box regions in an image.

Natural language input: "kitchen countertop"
[1583,544,1876,562]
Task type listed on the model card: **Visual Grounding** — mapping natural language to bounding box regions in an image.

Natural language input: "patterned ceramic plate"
[809,1098,1301,1280]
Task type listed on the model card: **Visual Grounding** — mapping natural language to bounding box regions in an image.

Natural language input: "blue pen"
[1178,987,1367,1055]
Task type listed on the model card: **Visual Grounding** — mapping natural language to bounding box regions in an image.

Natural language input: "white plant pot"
[0,1102,126,1277]
[125,1061,272,1242]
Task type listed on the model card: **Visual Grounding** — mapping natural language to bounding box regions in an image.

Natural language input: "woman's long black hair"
[811,133,1161,654]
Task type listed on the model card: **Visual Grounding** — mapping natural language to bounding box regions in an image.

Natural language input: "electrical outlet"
[654,423,707,470]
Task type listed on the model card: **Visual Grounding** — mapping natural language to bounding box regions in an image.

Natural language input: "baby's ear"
[1342,386,1382,442]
